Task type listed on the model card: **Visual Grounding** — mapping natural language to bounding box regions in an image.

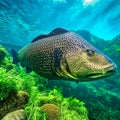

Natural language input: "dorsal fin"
[49,28,69,36]
[32,28,69,42]
[32,34,48,42]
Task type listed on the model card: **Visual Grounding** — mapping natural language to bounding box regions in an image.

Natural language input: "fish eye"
[86,49,94,57]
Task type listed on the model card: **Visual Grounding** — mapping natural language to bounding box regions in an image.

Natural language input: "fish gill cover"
[0,0,120,120]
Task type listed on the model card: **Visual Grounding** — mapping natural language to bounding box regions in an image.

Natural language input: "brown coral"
[40,104,60,120]
[0,91,29,119]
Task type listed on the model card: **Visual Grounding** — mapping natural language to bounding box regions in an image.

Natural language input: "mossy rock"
[1,109,25,120]
[0,91,29,119]
[41,104,60,120]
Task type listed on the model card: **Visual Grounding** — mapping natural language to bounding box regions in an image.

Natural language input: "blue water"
[0,0,120,120]
[0,0,120,46]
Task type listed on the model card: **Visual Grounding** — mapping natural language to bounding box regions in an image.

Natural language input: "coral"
[40,104,60,120]
[1,109,25,120]
[0,91,29,119]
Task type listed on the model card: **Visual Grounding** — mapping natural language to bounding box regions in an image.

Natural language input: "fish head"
[64,46,117,82]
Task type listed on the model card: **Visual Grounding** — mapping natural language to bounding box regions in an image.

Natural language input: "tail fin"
[11,49,19,64]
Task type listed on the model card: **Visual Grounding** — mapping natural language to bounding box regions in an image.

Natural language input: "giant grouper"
[11,28,117,82]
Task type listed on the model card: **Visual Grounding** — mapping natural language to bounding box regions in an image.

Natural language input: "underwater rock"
[0,91,29,119]
[40,104,60,120]
[0,46,7,61]
[1,109,25,120]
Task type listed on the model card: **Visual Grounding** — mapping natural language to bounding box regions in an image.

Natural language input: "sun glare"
[83,0,97,6]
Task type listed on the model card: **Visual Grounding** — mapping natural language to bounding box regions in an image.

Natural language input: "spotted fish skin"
[13,28,116,82]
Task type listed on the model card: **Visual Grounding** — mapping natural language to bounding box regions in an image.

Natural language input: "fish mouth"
[86,65,117,79]
[86,73,104,78]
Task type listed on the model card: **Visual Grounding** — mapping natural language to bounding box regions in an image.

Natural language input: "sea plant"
[0,68,17,100]
[60,97,88,120]
[0,46,6,61]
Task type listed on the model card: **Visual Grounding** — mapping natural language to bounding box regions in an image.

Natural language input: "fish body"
[12,28,116,82]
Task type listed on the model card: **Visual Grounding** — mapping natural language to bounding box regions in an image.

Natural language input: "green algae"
[0,47,6,61]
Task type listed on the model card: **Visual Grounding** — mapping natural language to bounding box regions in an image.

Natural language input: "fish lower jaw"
[87,74,105,79]
[86,73,104,79]
[86,69,116,79]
